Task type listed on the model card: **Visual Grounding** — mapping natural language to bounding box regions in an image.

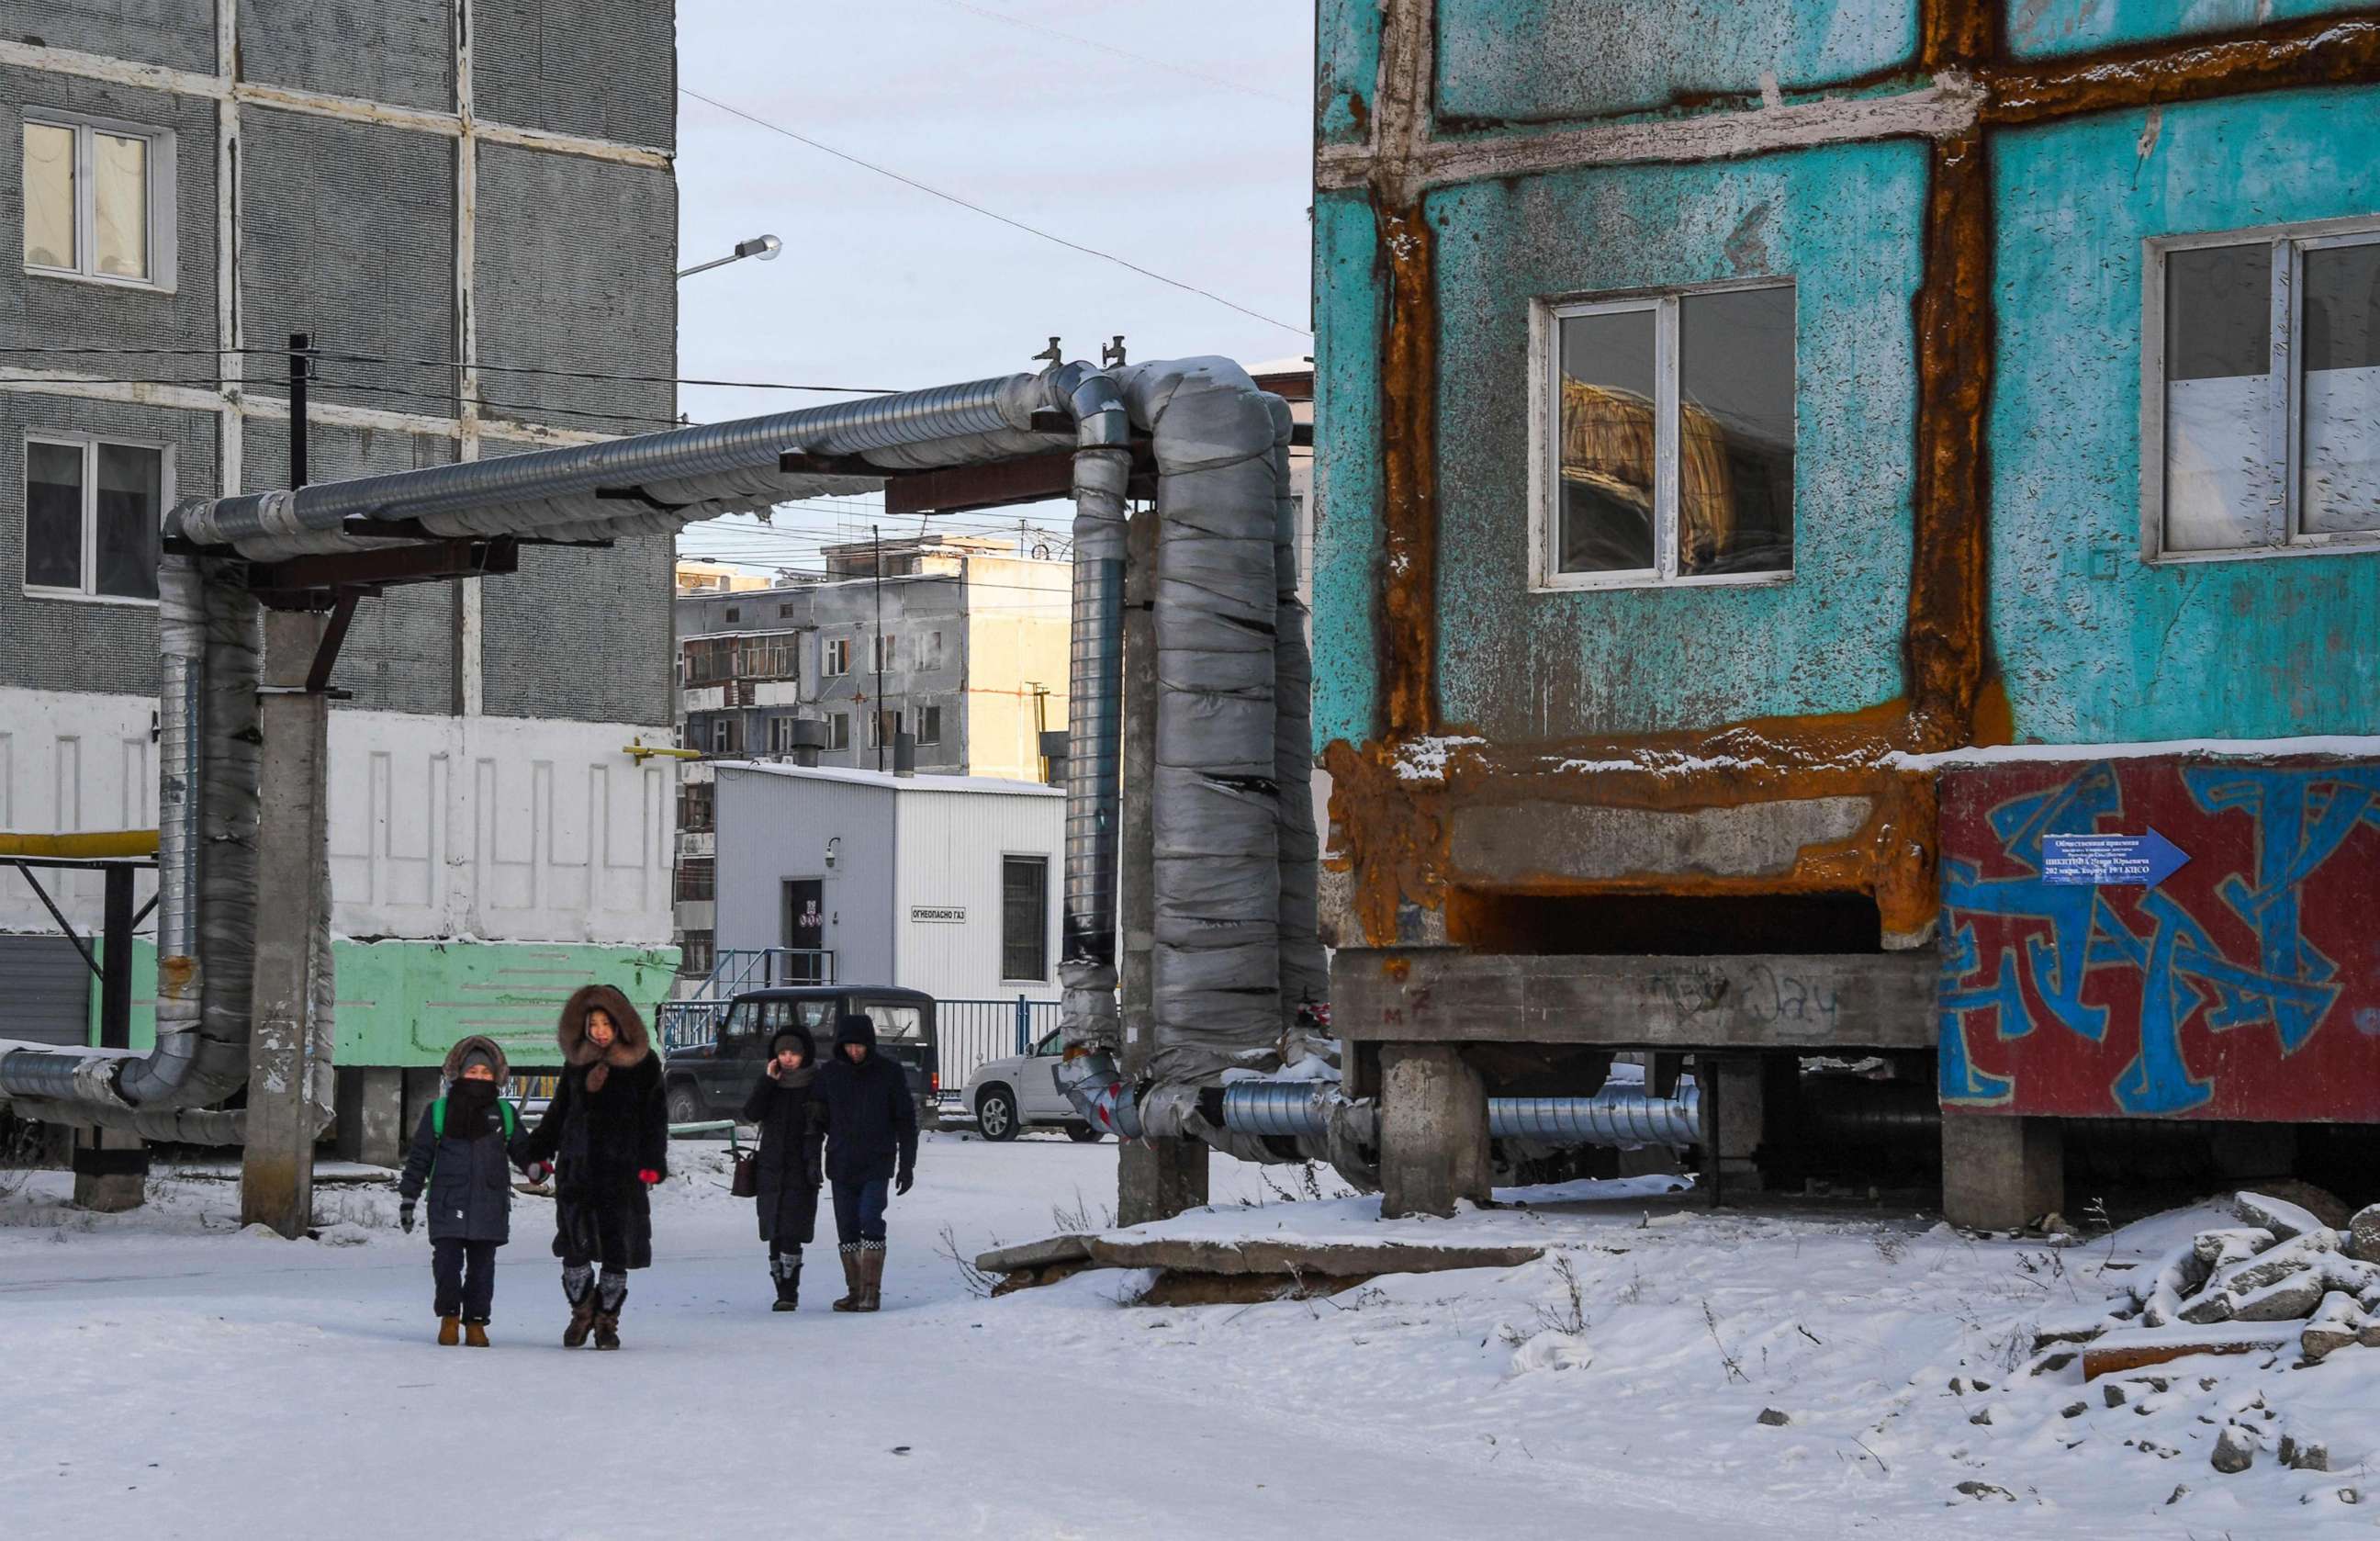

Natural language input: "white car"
[962,1028,1106,1142]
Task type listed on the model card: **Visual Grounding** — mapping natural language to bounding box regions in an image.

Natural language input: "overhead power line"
[679,84,1311,340]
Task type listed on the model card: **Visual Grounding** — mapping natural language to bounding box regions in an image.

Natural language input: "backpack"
[432,1097,518,1141]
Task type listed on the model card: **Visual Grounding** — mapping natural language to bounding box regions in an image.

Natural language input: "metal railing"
[657,948,836,1053]
[936,995,1061,1102]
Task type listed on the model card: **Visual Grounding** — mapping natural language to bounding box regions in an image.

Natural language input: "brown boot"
[464,1322,490,1348]
[831,1244,863,1311]
[438,1315,461,1346]
[563,1300,596,1348]
[857,1243,884,1312]
[591,1311,621,1350]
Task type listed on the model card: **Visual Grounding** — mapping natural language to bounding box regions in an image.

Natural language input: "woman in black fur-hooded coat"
[512,984,668,1350]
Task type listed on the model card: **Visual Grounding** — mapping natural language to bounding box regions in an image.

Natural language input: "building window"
[676,780,714,834]
[709,718,733,753]
[2150,221,2380,558]
[823,637,851,677]
[919,630,944,669]
[826,712,850,751]
[23,434,166,602]
[674,858,715,903]
[1001,854,1049,982]
[1533,283,1794,590]
[22,112,174,289]
[779,602,797,618]
[678,930,715,978]
[724,605,740,623]
[769,715,811,755]
[874,633,896,672]
[916,704,941,746]
[733,632,798,681]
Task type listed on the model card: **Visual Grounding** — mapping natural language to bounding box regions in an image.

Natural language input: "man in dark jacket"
[511,985,669,1349]
[812,1013,917,1312]
[398,1035,517,1346]
[739,1021,825,1311]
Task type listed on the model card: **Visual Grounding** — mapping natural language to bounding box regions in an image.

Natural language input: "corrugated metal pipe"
[1214,1082,1702,1150]
[1057,364,1130,1052]
[0,556,266,1142]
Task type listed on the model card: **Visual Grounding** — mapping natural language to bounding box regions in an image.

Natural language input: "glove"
[399,1202,416,1234]
[805,1162,825,1190]
[895,1165,915,1198]
[637,1168,662,1186]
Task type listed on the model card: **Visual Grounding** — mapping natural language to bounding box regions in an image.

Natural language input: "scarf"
[445,1078,499,1141]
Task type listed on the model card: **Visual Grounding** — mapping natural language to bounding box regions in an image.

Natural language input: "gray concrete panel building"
[2,4,683,1085]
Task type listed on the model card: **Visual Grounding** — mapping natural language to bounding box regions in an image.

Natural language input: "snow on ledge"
[1887,735,2380,771]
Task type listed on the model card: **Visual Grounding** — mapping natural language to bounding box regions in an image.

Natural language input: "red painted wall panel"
[1937,758,2380,1120]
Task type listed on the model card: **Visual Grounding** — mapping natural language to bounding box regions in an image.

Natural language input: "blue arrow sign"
[2040,829,2191,886]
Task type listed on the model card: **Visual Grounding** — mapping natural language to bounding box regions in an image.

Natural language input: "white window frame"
[919,630,944,670]
[21,431,174,606]
[822,636,850,677]
[873,632,896,672]
[1529,279,1797,593]
[21,108,177,293]
[826,712,850,751]
[2143,215,2380,565]
[915,703,941,747]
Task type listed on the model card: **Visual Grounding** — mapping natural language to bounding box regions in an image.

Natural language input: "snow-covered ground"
[5,1136,2374,1540]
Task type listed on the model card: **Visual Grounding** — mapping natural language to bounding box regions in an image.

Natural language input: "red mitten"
[637,1168,661,1186]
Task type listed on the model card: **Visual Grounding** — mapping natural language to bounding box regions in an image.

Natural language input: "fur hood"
[441,1033,511,1085]
[557,984,652,1070]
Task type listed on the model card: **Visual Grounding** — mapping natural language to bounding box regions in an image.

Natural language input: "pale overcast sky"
[670,0,1317,575]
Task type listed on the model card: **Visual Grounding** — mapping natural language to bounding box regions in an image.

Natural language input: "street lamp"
[678,233,782,280]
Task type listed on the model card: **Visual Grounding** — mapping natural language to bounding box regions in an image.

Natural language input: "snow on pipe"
[1058,364,1131,1051]
[0,557,267,1142]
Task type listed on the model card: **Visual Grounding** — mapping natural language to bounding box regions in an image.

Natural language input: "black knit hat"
[459,1045,498,1076]
[769,1023,816,1062]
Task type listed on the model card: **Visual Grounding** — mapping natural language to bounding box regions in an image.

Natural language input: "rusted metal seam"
[1371,0,1441,740]
[1990,17,2380,122]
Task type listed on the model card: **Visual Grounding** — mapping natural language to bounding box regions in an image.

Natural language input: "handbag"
[731,1148,758,1198]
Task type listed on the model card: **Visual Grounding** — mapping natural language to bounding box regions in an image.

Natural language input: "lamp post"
[678,233,782,280]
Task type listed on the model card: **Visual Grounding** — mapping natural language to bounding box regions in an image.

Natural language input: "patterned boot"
[592,1271,627,1350]
[831,1243,864,1311]
[856,1241,885,1312]
[771,1249,803,1313]
[561,1265,597,1349]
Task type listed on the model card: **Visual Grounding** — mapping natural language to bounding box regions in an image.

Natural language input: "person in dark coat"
[739,1021,826,1311]
[398,1035,518,1347]
[511,985,668,1350]
[811,1013,918,1312]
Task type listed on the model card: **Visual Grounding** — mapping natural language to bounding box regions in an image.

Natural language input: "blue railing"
[937,995,1061,1099]
[661,948,836,1053]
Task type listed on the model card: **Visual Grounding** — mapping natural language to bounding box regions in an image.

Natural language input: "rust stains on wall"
[1904,128,1994,749]
[1918,0,1996,73]
[1992,17,2380,124]
[1375,201,1441,739]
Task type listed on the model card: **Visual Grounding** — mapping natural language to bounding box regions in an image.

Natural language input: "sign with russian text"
[2040,829,2189,886]
[910,905,966,923]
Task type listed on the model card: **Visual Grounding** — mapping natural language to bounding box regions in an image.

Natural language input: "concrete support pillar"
[1378,1044,1491,1219]
[72,1125,149,1212]
[1698,1055,1779,1199]
[335,1066,407,1166]
[241,609,331,1238]
[402,1066,443,1140]
[1941,1111,2064,1231]
[1117,504,1207,1224]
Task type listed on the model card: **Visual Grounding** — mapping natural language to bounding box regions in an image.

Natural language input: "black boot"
[561,1265,596,1349]
[771,1252,803,1312]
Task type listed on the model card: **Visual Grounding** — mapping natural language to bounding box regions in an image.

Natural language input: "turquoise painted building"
[1311,1,2380,1223]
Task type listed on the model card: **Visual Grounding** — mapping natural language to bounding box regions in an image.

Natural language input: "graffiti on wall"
[1937,759,2380,1120]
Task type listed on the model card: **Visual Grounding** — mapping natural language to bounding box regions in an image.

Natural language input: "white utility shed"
[710,761,1063,1006]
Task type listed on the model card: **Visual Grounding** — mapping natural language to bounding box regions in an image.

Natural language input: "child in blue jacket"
[399,1036,519,1345]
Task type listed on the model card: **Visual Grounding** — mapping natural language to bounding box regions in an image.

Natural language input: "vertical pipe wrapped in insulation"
[1266,396,1327,1026]
[1123,359,1283,1085]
